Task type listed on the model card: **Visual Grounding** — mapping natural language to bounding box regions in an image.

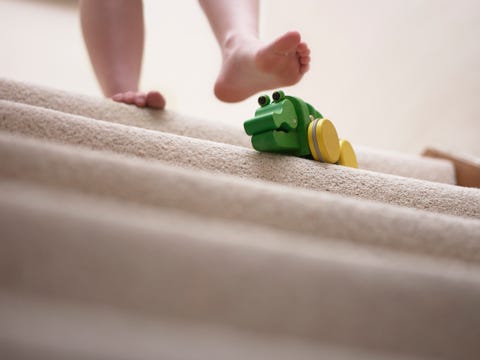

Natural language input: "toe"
[134,93,147,107]
[111,93,124,102]
[146,91,166,109]
[299,63,310,74]
[123,91,137,104]
[297,42,310,56]
[299,55,310,65]
[284,30,302,44]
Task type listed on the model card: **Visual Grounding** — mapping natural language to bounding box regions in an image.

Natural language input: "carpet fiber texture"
[1,78,479,360]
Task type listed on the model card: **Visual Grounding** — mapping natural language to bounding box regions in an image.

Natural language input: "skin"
[79,0,310,109]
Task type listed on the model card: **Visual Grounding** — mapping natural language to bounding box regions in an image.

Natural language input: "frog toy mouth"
[244,91,305,156]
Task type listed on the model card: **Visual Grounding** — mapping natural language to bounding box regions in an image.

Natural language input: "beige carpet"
[1,77,480,360]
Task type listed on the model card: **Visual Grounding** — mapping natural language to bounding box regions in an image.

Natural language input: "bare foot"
[111,90,166,109]
[214,31,310,103]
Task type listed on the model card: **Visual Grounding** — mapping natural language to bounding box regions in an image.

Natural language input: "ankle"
[221,32,258,53]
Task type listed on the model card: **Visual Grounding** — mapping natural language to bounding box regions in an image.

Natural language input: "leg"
[79,0,165,109]
[199,0,311,102]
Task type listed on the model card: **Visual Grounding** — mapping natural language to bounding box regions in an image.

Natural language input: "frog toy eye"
[272,90,285,102]
[258,94,271,107]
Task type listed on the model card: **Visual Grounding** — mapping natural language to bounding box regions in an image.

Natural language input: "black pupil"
[258,96,266,105]
[273,92,280,101]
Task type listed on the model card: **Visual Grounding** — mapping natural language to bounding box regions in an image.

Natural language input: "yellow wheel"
[337,139,358,168]
[307,118,340,163]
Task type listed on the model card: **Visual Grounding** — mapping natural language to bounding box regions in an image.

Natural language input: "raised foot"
[214,31,311,103]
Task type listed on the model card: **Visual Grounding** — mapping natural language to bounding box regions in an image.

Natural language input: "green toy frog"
[243,90,358,168]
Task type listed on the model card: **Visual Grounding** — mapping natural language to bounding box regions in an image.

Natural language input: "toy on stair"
[243,90,358,168]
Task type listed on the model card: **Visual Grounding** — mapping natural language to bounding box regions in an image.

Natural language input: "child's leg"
[79,0,165,109]
[199,0,310,102]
